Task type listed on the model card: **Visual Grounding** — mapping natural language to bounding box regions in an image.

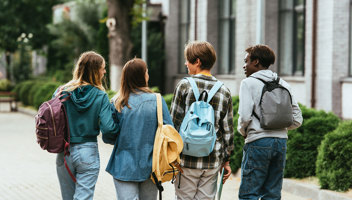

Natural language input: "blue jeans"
[113,178,157,200]
[239,137,287,200]
[56,142,100,200]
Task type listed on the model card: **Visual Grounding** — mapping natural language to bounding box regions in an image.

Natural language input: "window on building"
[279,0,305,76]
[218,0,236,74]
[179,0,191,73]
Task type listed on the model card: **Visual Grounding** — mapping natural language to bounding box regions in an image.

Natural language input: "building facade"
[164,0,352,119]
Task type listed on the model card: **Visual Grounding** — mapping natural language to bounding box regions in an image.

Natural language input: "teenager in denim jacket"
[238,45,303,200]
[55,51,119,200]
[103,58,173,200]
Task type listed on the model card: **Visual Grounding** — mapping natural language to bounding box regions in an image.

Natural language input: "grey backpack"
[251,76,293,129]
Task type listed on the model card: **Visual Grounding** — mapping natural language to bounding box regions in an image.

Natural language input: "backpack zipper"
[36,126,48,130]
[45,102,57,136]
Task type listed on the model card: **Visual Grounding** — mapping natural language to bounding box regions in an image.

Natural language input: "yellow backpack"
[151,93,183,199]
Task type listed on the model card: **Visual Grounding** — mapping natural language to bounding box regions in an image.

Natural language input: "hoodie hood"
[250,70,278,82]
[70,85,99,112]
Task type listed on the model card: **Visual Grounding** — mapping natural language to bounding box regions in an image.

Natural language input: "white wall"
[342,81,352,119]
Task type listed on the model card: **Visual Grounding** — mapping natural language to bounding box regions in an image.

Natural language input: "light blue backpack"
[179,77,223,157]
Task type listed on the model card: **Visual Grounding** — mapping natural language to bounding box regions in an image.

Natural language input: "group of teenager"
[54,41,303,200]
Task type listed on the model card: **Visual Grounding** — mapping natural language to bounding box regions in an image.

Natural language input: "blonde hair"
[184,41,216,70]
[114,58,152,112]
[62,51,106,92]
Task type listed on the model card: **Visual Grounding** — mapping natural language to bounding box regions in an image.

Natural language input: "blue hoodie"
[55,85,119,143]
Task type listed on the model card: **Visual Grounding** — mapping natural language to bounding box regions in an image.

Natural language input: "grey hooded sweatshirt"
[237,70,303,144]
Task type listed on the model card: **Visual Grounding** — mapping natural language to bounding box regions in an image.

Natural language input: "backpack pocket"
[35,115,49,150]
[182,134,216,157]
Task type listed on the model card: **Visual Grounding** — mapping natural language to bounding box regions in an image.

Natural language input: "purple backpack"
[35,92,71,153]
[35,91,76,182]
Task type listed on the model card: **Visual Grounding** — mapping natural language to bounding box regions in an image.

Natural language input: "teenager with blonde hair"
[55,51,119,200]
[103,58,174,200]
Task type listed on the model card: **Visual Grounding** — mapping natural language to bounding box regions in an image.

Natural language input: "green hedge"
[18,80,38,106]
[0,79,13,91]
[12,80,62,109]
[230,96,244,174]
[284,105,340,178]
[163,94,174,110]
[316,121,352,191]
[33,82,62,109]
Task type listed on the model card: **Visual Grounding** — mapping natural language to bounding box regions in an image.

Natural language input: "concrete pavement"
[0,110,345,200]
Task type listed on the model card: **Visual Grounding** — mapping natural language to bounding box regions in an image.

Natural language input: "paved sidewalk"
[0,112,308,200]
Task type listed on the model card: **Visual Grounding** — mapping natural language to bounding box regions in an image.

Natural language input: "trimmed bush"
[106,90,117,100]
[33,82,62,109]
[285,105,340,178]
[12,81,28,100]
[229,96,244,174]
[28,81,45,106]
[18,80,38,106]
[163,94,174,110]
[316,121,352,191]
[0,79,13,91]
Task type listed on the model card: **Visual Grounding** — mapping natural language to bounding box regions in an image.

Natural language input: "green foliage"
[47,0,105,76]
[0,79,13,91]
[163,94,174,110]
[316,121,352,191]
[12,81,27,100]
[97,8,110,88]
[229,96,244,174]
[285,105,340,178]
[12,44,32,83]
[52,70,73,83]
[0,0,59,52]
[151,87,160,93]
[33,82,62,109]
[18,80,38,106]
[131,21,165,92]
[28,81,46,106]
[131,0,148,27]
[106,90,117,100]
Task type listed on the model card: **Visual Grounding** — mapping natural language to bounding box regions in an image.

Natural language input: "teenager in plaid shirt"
[170,41,234,199]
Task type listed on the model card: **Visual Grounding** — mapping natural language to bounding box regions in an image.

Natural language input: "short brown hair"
[184,41,216,70]
[245,45,275,68]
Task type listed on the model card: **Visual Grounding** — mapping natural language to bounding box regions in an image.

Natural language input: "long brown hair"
[62,51,105,92]
[114,58,152,112]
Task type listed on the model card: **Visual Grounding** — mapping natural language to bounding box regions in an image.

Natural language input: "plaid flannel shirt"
[170,74,234,169]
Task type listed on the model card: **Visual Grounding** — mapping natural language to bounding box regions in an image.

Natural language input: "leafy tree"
[46,0,105,82]
[0,0,60,79]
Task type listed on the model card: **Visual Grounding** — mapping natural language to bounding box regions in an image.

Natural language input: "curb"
[17,106,37,117]
[283,179,352,200]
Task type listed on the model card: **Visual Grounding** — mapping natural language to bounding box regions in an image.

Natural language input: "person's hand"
[221,161,232,184]
[173,161,183,173]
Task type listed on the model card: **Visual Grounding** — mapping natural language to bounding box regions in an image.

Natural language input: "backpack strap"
[249,76,268,84]
[155,93,163,129]
[250,76,281,84]
[185,77,200,101]
[206,81,223,103]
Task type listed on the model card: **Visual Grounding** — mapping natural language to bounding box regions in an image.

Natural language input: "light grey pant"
[113,178,157,200]
[174,166,221,200]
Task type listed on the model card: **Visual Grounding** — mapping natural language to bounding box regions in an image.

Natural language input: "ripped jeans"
[56,142,100,200]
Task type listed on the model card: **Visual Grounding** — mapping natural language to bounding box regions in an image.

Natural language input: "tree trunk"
[107,0,134,91]
[5,53,11,80]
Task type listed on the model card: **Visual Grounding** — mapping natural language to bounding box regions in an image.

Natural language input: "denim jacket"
[104,92,174,182]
